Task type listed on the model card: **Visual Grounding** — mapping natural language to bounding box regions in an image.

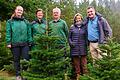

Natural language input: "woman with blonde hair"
[6,6,32,80]
[68,13,88,80]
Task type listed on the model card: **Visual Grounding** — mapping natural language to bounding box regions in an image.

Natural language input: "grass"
[0,71,15,80]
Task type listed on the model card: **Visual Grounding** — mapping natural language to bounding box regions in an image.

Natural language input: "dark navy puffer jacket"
[68,24,88,56]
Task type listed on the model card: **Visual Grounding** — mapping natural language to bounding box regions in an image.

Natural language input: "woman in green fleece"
[31,9,46,36]
[6,6,32,80]
[30,8,46,50]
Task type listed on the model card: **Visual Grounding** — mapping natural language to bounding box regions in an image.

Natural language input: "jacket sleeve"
[63,21,69,38]
[6,20,11,45]
[27,21,33,43]
[68,25,75,47]
[102,17,112,38]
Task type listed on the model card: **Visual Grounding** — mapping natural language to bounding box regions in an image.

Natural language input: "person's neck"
[90,15,96,20]
[54,18,60,22]
[38,18,42,22]
[15,15,22,18]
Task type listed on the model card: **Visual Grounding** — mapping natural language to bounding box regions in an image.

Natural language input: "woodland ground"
[0,71,15,80]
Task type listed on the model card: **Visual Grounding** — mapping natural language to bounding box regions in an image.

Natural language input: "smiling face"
[87,7,96,19]
[36,10,43,20]
[15,6,23,18]
[53,8,61,20]
[75,15,82,23]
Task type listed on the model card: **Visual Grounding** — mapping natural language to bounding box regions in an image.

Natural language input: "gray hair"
[53,7,61,14]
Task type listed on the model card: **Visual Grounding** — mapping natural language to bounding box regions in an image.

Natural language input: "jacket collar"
[53,19,61,23]
[12,16,24,21]
[35,19,44,24]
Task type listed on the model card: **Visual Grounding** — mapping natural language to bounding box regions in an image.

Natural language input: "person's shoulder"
[99,16,106,21]
[49,20,54,24]
[97,15,106,23]
[70,25,75,29]
[31,20,37,25]
[24,18,29,22]
[82,17,89,25]
[60,19,66,23]
[7,19,11,22]
[23,19,30,25]
[41,19,46,24]
[7,19,12,21]
[7,19,14,24]
[96,12,105,20]
[59,19,67,26]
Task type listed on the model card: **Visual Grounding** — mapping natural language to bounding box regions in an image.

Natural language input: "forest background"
[0,0,120,80]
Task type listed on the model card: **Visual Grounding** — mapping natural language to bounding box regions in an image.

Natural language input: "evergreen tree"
[80,40,120,80]
[22,35,71,80]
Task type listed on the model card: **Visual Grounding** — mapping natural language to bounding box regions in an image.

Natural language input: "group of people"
[6,5,112,80]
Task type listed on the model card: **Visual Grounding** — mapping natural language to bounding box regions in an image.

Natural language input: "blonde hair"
[11,6,23,19]
[74,13,83,20]
[10,13,15,19]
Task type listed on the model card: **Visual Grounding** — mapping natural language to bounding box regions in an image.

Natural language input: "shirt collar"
[53,19,61,23]
[89,15,98,21]
[36,19,44,24]
[13,16,24,21]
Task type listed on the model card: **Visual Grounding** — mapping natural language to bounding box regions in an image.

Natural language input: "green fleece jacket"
[49,19,68,45]
[6,17,32,45]
[31,19,46,37]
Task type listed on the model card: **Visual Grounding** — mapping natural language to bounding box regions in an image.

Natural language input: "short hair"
[36,8,43,14]
[53,7,61,14]
[87,6,95,10]
[15,6,23,10]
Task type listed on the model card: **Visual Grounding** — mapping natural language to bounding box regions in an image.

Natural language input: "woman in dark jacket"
[68,13,88,80]
[6,6,32,80]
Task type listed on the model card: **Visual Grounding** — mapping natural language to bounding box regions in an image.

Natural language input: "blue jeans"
[11,45,29,76]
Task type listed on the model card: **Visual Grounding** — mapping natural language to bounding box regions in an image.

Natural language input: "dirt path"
[0,71,15,80]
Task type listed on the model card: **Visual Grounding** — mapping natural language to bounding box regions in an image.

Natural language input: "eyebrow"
[87,10,93,13]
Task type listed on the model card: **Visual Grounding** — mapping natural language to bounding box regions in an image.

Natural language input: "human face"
[87,8,96,19]
[53,9,60,20]
[76,15,82,23]
[15,6,23,18]
[36,11,43,20]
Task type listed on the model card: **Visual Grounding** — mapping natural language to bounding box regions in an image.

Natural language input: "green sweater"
[49,19,68,45]
[31,19,46,38]
[6,17,32,45]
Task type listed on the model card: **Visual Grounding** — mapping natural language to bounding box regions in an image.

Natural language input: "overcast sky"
[76,0,96,5]
[76,0,118,4]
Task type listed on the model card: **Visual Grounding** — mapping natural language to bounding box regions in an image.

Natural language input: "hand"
[7,44,11,48]
[71,42,76,48]
[29,42,34,46]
